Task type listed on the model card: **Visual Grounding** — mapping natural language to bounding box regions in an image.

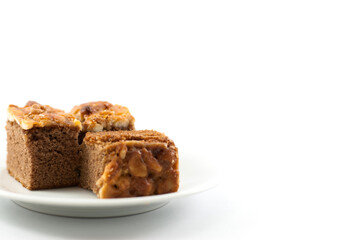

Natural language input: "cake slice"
[6,101,82,190]
[80,130,179,198]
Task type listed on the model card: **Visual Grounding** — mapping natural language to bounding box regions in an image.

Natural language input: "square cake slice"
[6,101,82,190]
[81,130,179,198]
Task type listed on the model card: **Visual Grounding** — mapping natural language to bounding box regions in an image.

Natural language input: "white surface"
[1,0,359,239]
[0,152,218,217]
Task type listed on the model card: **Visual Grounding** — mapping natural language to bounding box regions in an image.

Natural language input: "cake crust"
[70,101,135,132]
[84,130,175,146]
[8,101,81,130]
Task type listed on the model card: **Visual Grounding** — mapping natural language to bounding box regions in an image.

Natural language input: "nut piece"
[131,178,155,196]
[98,176,131,198]
[120,146,127,159]
[157,148,177,170]
[115,176,131,194]
[128,151,148,177]
[141,148,162,173]
[70,101,135,132]
[102,158,121,184]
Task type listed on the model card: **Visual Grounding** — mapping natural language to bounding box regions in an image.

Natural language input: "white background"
[0,0,359,239]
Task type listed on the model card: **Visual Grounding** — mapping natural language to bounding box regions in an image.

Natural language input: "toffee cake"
[6,101,82,190]
[81,130,179,198]
[5,101,179,198]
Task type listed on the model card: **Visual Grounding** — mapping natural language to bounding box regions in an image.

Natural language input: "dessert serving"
[6,101,82,190]
[5,101,179,198]
[81,130,179,198]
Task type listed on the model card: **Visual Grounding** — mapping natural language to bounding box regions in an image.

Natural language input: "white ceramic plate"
[0,153,219,218]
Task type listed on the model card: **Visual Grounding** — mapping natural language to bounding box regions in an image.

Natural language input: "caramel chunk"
[70,101,135,132]
[7,101,81,130]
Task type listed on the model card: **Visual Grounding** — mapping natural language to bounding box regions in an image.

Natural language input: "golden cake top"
[70,101,135,132]
[7,101,82,130]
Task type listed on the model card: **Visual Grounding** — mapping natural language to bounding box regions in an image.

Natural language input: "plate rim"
[0,168,220,207]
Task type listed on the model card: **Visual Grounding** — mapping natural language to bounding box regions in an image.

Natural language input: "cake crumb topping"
[84,130,175,147]
[7,101,81,130]
[70,101,135,132]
